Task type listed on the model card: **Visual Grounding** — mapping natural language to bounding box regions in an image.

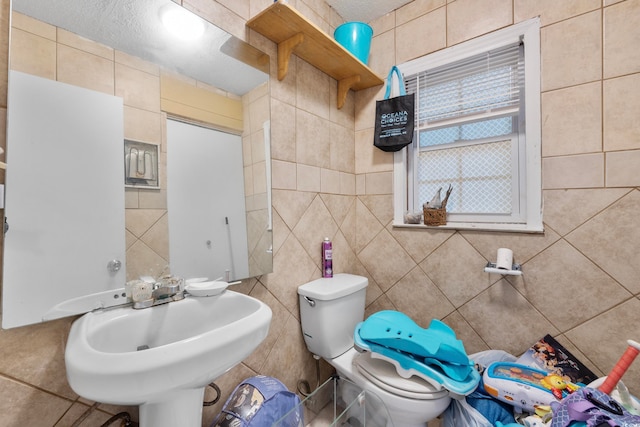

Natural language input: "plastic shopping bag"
[442,397,494,427]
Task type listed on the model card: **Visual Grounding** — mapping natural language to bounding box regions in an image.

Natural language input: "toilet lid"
[354,352,450,400]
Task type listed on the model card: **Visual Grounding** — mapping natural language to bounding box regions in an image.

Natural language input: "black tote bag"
[374,66,415,152]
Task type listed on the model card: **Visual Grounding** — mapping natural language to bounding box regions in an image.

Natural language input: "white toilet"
[298,274,452,427]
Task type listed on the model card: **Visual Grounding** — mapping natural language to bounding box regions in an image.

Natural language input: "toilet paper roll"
[496,248,513,270]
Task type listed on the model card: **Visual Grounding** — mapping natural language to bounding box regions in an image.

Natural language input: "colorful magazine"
[516,334,597,385]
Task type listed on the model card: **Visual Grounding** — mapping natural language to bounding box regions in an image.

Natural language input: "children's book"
[516,334,597,385]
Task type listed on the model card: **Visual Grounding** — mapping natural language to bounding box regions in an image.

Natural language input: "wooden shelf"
[247,1,384,109]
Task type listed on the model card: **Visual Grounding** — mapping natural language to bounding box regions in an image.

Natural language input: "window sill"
[392,221,544,234]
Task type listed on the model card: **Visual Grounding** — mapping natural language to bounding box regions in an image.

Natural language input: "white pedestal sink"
[65,290,272,427]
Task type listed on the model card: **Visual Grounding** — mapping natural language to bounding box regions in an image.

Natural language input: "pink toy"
[599,339,640,395]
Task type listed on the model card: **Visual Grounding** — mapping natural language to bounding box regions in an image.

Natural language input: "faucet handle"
[131,282,153,303]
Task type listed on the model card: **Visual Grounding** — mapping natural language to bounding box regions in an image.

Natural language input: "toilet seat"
[354,352,449,400]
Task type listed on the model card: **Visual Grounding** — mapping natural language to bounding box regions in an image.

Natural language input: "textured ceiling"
[11,0,412,93]
[326,0,413,23]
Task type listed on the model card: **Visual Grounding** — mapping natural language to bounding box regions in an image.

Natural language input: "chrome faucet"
[132,277,185,309]
[152,283,182,301]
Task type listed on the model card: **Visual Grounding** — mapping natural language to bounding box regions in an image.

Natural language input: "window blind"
[405,42,524,127]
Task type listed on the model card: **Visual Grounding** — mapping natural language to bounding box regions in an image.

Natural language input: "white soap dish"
[185,280,228,297]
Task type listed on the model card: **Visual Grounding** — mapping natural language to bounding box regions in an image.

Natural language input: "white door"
[166,119,249,281]
[3,71,125,328]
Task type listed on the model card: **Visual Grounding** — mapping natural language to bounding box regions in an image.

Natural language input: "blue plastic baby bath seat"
[354,311,480,397]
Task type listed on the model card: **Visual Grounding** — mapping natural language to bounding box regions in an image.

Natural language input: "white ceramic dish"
[185,280,228,297]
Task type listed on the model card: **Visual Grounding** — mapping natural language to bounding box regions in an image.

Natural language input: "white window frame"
[393,18,542,233]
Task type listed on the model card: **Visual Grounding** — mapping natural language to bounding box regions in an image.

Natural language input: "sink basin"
[65,290,272,427]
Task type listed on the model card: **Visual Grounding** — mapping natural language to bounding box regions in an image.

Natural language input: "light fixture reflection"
[161,6,205,41]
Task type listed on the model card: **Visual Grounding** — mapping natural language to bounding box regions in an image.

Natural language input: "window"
[393,18,542,232]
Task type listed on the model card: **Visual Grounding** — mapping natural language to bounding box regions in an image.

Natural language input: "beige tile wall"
[0,0,639,425]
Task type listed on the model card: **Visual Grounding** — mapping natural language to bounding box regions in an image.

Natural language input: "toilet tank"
[298,274,368,359]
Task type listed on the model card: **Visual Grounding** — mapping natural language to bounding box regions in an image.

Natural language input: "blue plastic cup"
[334,22,373,65]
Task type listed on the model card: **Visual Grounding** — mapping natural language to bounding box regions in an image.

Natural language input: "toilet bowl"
[331,348,451,426]
[298,274,452,426]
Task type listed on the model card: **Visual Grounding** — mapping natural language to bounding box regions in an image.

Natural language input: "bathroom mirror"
[2,0,272,328]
